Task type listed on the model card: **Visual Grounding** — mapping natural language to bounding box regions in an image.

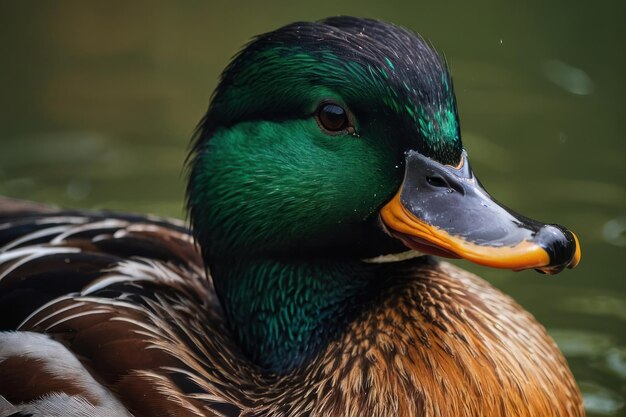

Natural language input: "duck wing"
[0,198,251,417]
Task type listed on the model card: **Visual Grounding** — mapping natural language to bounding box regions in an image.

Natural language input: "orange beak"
[380,150,581,274]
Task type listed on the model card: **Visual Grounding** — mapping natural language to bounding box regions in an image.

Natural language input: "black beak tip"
[534,224,580,272]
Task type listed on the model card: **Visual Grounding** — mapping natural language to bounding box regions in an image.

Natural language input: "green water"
[1,2,624,415]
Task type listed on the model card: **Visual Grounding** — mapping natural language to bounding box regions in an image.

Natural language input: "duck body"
[0,200,582,417]
[0,16,584,417]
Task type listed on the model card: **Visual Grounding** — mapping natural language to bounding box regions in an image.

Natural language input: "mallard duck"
[0,16,583,417]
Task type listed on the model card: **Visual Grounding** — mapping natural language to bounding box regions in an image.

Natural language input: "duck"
[0,16,584,417]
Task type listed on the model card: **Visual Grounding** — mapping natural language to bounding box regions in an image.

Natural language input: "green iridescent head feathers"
[187,16,462,261]
[197,17,461,162]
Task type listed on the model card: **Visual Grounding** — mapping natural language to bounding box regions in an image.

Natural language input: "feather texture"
[0,198,583,416]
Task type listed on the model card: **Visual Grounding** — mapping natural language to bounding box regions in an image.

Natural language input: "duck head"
[187,16,580,274]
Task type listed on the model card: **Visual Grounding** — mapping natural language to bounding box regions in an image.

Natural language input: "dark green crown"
[193,16,461,163]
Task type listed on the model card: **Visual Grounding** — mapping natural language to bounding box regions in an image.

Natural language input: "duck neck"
[210,256,383,372]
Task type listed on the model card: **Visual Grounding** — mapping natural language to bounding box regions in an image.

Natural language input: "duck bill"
[380,150,581,274]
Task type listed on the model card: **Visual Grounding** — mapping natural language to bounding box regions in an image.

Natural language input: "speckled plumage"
[0,199,582,417]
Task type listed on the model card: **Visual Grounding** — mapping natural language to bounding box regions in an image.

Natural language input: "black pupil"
[319,104,347,131]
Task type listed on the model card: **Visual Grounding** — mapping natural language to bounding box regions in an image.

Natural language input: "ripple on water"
[559,295,626,322]
[66,178,92,201]
[580,381,624,416]
[550,329,615,358]
[551,329,626,416]
[606,347,626,379]
[543,59,594,96]
[603,216,626,248]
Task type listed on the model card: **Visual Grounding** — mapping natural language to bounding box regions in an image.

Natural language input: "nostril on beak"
[426,176,448,188]
[425,175,465,195]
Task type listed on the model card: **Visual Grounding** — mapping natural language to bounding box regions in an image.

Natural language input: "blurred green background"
[0,1,624,415]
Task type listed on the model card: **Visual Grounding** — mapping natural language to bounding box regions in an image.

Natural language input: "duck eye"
[317,103,350,133]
